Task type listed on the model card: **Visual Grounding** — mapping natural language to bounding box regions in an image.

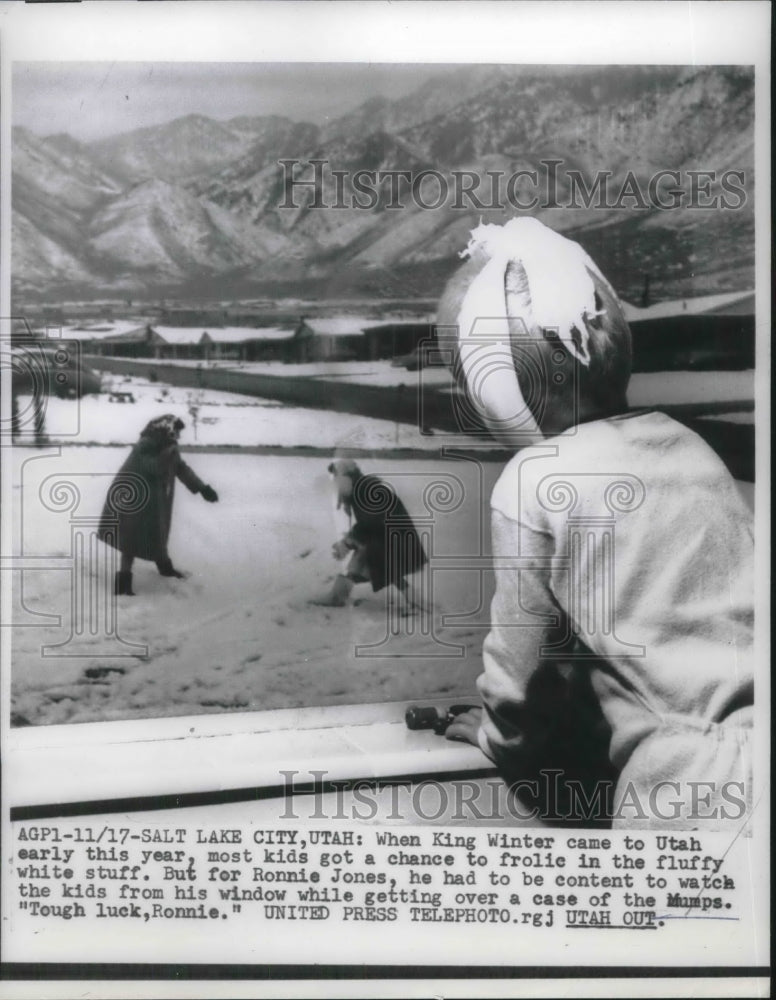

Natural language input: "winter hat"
[141,414,185,444]
[437,217,631,443]
[328,459,362,481]
[328,459,363,514]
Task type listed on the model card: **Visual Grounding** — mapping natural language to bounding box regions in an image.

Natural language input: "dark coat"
[98,435,205,562]
[345,473,427,592]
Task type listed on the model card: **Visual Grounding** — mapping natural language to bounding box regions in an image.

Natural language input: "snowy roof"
[152,326,211,345]
[362,314,436,330]
[621,290,754,322]
[300,317,371,336]
[100,327,163,344]
[51,320,152,341]
[300,313,437,336]
[153,325,295,345]
[210,326,295,342]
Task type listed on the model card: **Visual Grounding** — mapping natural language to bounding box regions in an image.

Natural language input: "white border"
[0,1,772,65]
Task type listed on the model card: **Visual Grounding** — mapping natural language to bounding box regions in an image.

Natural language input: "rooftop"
[43,320,152,341]
[153,325,295,345]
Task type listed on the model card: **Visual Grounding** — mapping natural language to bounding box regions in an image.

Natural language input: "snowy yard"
[11,447,502,727]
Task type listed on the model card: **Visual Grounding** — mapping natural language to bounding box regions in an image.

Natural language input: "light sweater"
[477,410,754,773]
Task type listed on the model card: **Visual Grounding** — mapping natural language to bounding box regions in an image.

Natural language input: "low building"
[153,326,295,361]
[290,316,371,363]
[84,325,167,358]
[239,327,296,362]
[361,319,435,361]
[46,312,441,365]
[54,319,154,342]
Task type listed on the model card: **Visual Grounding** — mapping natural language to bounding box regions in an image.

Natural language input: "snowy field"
[13,371,483,450]
[11,447,503,727]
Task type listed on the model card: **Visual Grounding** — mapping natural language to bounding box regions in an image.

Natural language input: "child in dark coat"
[98,414,218,595]
[313,460,427,612]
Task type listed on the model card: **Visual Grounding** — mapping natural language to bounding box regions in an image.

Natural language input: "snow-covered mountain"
[89,113,320,185]
[86,178,294,282]
[12,65,754,302]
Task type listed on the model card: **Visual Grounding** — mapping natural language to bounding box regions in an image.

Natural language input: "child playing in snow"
[99,414,219,595]
[441,218,754,829]
[312,459,427,613]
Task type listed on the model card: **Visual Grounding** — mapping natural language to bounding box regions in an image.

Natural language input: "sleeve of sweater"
[477,507,563,765]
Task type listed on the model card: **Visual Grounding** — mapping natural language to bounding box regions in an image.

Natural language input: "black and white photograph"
[0,2,770,997]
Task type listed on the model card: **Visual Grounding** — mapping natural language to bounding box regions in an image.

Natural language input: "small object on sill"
[405,704,478,736]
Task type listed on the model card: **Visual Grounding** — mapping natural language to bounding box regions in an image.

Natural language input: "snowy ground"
[13,371,483,450]
[11,448,502,727]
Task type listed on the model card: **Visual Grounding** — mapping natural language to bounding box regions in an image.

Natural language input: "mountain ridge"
[12,65,754,304]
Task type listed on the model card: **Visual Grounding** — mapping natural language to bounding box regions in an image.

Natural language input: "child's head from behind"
[140,413,185,448]
[438,218,632,439]
[504,254,632,434]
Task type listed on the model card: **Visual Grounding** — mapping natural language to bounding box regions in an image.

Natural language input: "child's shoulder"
[490,411,709,522]
[493,419,618,499]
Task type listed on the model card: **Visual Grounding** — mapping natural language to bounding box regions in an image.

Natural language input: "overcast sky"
[13,62,453,142]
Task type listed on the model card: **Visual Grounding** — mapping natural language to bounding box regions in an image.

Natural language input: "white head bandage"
[454,217,614,444]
